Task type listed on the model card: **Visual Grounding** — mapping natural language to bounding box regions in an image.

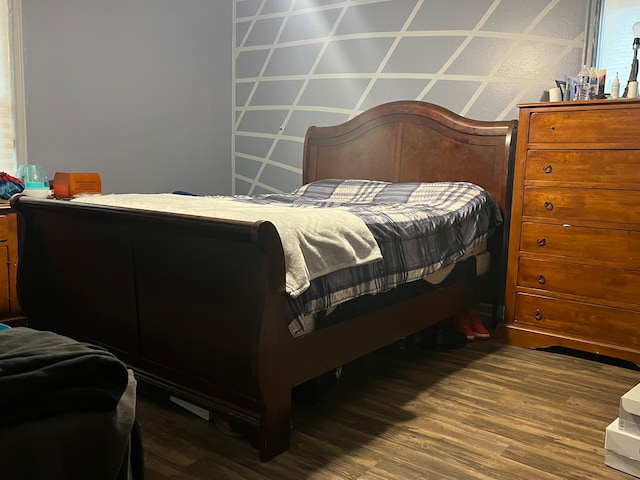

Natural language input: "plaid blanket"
[232,179,502,337]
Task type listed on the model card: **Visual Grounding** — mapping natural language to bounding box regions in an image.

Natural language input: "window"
[595,0,640,92]
[0,0,24,175]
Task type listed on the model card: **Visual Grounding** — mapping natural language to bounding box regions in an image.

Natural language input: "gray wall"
[234,0,588,195]
[21,0,232,195]
[20,1,589,196]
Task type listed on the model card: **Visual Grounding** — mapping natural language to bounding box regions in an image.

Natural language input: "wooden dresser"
[498,99,640,365]
[0,205,21,325]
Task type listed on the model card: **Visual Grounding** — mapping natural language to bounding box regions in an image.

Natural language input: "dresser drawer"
[0,215,8,242]
[520,222,640,264]
[514,292,640,346]
[522,187,640,224]
[528,109,640,143]
[526,150,640,185]
[518,257,640,305]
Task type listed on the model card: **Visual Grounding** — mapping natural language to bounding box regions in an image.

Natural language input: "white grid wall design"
[234,0,587,195]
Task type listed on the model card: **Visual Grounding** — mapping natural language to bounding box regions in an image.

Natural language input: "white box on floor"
[619,384,640,436]
[606,450,640,478]
[605,419,640,478]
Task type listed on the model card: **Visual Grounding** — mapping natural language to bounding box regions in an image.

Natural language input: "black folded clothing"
[0,327,129,426]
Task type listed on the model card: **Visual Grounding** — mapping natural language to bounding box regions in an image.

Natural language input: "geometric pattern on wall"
[234,0,586,194]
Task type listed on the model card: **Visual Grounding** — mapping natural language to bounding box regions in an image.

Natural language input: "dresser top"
[518,97,640,109]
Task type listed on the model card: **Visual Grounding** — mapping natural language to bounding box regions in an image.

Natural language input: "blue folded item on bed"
[0,327,129,426]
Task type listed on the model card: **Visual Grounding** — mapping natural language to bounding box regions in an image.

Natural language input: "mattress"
[295,241,491,336]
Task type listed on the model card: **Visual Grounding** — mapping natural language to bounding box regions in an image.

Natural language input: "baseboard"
[170,396,212,421]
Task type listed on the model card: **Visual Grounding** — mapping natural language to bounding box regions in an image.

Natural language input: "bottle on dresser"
[588,66,599,99]
[611,72,620,99]
[574,64,591,100]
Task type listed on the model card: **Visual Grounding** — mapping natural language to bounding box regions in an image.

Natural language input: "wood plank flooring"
[135,338,640,479]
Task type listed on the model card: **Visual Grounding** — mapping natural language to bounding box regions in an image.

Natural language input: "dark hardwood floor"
[135,337,640,479]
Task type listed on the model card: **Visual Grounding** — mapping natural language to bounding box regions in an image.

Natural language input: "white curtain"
[0,0,15,174]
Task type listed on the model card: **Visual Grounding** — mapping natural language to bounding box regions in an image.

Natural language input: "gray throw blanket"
[71,193,383,298]
[0,327,129,426]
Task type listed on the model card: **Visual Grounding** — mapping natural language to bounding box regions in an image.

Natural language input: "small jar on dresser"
[497,98,640,365]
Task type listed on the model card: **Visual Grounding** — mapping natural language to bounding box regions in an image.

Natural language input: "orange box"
[53,172,102,199]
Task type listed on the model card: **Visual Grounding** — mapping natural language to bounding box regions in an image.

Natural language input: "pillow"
[292,179,488,206]
[291,179,391,203]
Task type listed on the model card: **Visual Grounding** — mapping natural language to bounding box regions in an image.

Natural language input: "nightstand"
[0,204,23,326]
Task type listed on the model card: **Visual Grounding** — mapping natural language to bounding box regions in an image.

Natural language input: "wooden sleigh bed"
[11,101,517,462]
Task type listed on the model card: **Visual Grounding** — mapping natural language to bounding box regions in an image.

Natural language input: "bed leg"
[257,392,292,462]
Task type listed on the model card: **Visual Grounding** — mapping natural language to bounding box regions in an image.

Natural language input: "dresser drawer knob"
[537,274,546,285]
[544,201,554,211]
[537,237,547,247]
[534,309,543,321]
[543,164,553,174]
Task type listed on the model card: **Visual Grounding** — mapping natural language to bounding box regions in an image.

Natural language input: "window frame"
[588,0,640,92]
[8,0,26,171]
[1,0,26,175]
[584,0,601,67]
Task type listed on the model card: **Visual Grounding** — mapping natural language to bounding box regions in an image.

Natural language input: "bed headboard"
[303,101,517,213]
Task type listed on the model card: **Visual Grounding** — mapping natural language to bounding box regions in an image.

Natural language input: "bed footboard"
[11,196,293,461]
